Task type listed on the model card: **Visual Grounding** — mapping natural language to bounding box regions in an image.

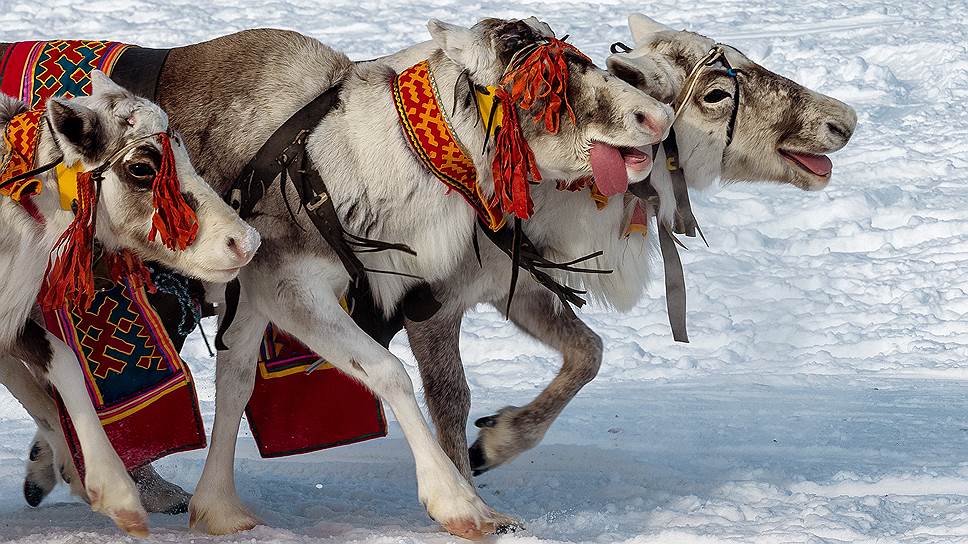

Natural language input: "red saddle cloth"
[245,324,387,458]
[43,281,206,475]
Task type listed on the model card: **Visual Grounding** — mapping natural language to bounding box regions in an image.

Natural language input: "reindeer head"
[427,17,673,213]
[607,14,857,192]
[45,71,260,284]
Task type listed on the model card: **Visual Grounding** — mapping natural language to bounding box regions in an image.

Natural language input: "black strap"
[110,47,171,101]
[214,278,240,350]
[0,157,59,192]
[215,83,417,349]
[479,219,611,311]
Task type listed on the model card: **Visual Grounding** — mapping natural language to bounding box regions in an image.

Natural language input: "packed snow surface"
[1,0,967,542]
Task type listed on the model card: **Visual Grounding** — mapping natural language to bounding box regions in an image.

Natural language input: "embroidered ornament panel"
[392,60,503,231]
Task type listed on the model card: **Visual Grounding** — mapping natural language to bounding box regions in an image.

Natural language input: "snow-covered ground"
[1,0,967,542]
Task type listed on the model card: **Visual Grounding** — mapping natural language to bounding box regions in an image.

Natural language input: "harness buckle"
[306,192,329,212]
[666,156,679,172]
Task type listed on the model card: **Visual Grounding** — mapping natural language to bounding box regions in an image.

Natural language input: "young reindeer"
[9,19,672,538]
[401,13,858,479]
[0,71,259,536]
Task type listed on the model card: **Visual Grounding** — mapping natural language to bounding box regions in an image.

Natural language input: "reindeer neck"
[424,52,493,178]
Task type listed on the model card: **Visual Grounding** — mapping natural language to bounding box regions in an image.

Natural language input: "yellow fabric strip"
[55,163,81,211]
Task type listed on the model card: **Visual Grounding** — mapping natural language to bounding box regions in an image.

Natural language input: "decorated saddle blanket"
[245,323,387,458]
[44,279,205,475]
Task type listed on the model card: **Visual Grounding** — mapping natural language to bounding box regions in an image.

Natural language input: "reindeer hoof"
[23,479,46,507]
[111,509,150,538]
[188,496,260,535]
[133,464,192,515]
[23,438,57,507]
[442,518,489,540]
[442,512,523,540]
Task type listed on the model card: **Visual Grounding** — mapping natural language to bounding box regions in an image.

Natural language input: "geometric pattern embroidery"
[28,40,129,108]
[56,283,177,406]
[0,40,129,110]
[392,60,503,231]
[0,108,44,202]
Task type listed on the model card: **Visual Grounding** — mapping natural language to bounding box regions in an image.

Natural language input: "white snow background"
[1,0,967,542]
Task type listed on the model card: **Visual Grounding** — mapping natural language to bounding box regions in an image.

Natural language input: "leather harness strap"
[109,47,171,101]
[629,128,701,343]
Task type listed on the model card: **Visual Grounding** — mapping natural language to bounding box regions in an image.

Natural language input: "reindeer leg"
[469,291,602,475]
[226,262,516,539]
[11,321,149,536]
[405,311,473,482]
[0,356,84,505]
[3,356,190,514]
[188,290,267,535]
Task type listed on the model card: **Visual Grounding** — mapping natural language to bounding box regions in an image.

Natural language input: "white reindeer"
[407,14,858,478]
[0,71,260,536]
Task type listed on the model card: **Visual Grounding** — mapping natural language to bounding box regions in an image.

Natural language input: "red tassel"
[148,133,198,251]
[491,38,590,220]
[491,87,540,220]
[503,38,587,133]
[107,249,157,294]
[40,171,98,311]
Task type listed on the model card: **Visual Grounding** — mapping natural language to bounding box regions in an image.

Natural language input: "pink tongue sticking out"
[789,152,833,176]
[590,142,629,196]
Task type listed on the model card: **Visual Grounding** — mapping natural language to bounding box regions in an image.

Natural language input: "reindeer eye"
[127,163,155,179]
[703,89,732,104]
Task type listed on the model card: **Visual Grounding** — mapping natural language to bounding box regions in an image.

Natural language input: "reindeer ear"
[607,54,677,104]
[522,16,555,38]
[628,13,672,45]
[427,19,495,77]
[89,70,132,98]
[47,97,105,161]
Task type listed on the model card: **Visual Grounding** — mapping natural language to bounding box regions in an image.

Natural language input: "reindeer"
[0,71,260,535]
[1,18,669,538]
[404,13,858,479]
[15,13,859,534]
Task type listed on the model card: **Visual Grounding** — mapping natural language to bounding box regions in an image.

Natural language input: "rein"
[606,42,745,343]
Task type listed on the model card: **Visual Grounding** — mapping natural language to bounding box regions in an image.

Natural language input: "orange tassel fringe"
[491,87,541,219]
[40,171,98,311]
[108,249,157,294]
[491,38,590,220]
[148,133,198,251]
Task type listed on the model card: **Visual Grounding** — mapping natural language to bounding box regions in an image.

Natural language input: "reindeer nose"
[632,105,673,143]
[825,120,854,144]
[226,227,260,266]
